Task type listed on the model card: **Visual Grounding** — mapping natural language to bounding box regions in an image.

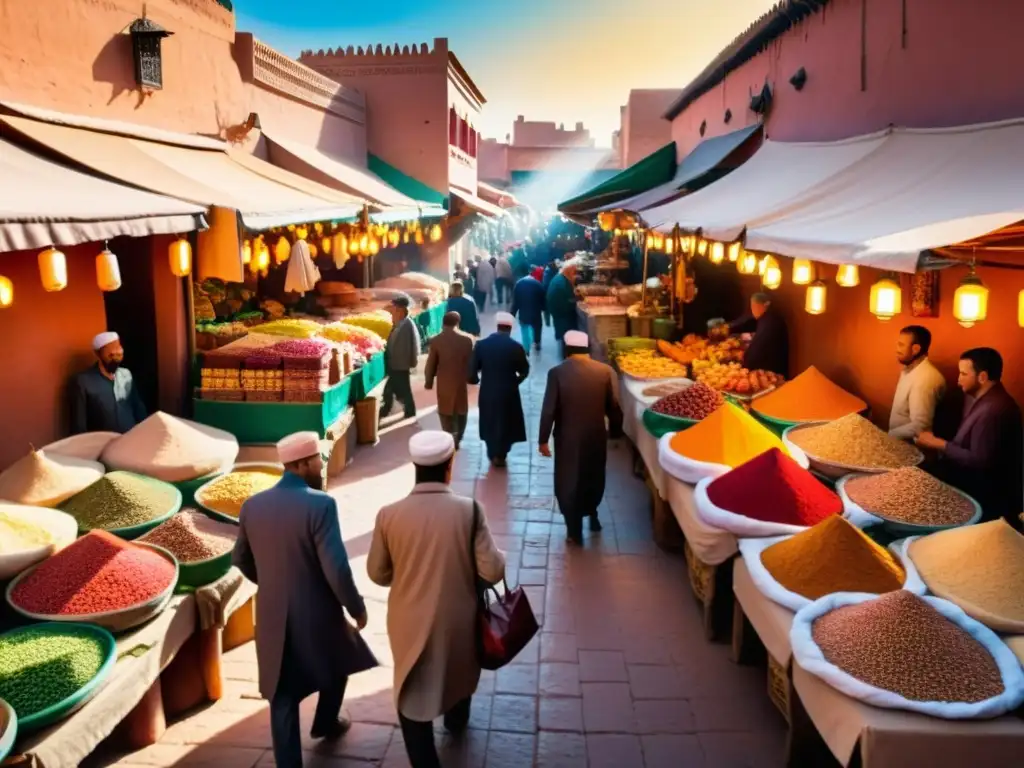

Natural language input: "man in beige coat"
[368,431,505,768]
[424,312,474,449]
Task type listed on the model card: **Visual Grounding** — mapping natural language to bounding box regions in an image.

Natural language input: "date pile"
[651,382,725,421]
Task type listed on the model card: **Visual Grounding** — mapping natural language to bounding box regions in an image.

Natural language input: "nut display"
[695,362,783,395]
[651,382,724,421]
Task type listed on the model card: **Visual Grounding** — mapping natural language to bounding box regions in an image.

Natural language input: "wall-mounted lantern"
[790,67,808,91]
[750,83,773,116]
[724,109,732,124]
[699,120,707,137]
[130,17,173,90]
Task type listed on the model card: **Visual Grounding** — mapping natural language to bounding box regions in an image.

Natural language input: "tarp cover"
[450,186,505,218]
[558,142,677,214]
[0,137,204,252]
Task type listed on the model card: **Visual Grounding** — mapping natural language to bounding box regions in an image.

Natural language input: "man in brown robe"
[424,311,474,449]
[539,330,623,544]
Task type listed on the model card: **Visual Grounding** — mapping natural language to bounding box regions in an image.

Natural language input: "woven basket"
[767,655,791,723]
[354,398,379,445]
[684,541,715,605]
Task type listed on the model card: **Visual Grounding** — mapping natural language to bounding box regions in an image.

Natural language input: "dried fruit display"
[696,362,783,396]
[651,382,724,421]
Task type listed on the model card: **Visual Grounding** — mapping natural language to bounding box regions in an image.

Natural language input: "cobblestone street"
[94,312,785,768]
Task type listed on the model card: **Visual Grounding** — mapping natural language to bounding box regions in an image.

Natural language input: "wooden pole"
[669,225,680,322]
[640,230,650,308]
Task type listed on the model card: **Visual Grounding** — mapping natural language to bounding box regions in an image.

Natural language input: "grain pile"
[198,468,281,519]
[0,626,107,719]
[61,472,179,531]
[908,520,1024,631]
[668,402,790,467]
[788,414,921,470]
[139,510,237,563]
[0,510,53,553]
[10,530,176,616]
[845,468,975,526]
[753,366,866,423]
[812,591,1004,703]
[0,450,104,508]
[761,516,905,599]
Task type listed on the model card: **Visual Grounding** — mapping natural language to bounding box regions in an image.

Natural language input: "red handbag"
[471,503,539,670]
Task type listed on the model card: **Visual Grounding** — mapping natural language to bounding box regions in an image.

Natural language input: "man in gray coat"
[381,294,421,421]
[539,330,623,545]
[233,431,376,768]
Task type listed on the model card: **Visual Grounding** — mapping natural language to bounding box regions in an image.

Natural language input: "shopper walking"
[475,256,496,312]
[368,431,505,768]
[233,431,376,768]
[445,281,481,337]
[469,312,530,468]
[510,271,546,353]
[495,254,514,305]
[380,295,421,422]
[424,311,475,449]
[546,260,579,348]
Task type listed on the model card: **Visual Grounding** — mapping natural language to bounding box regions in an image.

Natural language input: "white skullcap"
[495,312,515,327]
[92,331,119,351]
[277,431,322,465]
[409,430,455,466]
[564,330,589,348]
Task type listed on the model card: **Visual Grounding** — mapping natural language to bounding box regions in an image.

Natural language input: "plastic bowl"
[172,469,225,507]
[6,543,180,633]
[1,622,117,733]
[0,698,16,762]
[837,473,982,535]
[194,462,284,525]
[782,423,923,480]
[0,504,79,581]
[67,472,183,541]
[641,408,700,439]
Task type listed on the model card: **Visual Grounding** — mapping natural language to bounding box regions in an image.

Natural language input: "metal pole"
[640,230,650,308]
[669,225,679,321]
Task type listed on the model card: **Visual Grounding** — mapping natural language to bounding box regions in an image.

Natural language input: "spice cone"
[908,520,1024,633]
[752,366,866,423]
[762,516,905,599]
[668,402,790,468]
[0,449,104,507]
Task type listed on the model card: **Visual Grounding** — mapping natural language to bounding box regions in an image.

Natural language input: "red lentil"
[11,530,175,616]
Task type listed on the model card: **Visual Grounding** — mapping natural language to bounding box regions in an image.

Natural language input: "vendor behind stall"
[546,260,579,346]
[889,325,946,439]
[916,347,1023,528]
[728,293,789,377]
[70,331,147,435]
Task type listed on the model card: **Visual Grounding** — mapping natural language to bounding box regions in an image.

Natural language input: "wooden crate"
[768,654,792,725]
[683,542,734,641]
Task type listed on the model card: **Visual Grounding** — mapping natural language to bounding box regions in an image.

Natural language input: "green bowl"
[64,472,182,541]
[177,550,234,590]
[837,473,982,535]
[0,698,16,763]
[750,410,799,436]
[0,622,117,733]
[172,470,224,507]
[194,462,284,525]
[642,408,699,439]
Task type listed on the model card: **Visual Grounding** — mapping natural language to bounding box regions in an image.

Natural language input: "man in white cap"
[368,431,505,768]
[233,431,376,768]
[469,311,529,468]
[70,331,147,434]
[539,330,623,545]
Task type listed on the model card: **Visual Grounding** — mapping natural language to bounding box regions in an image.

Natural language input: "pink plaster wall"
[512,117,594,147]
[670,0,1024,156]
[621,89,681,166]
[0,0,248,137]
[479,139,510,184]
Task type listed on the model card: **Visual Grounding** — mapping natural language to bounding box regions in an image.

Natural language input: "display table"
[349,351,386,403]
[578,306,628,362]
[665,478,738,565]
[732,558,794,667]
[192,376,352,444]
[414,302,444,343]
[618,378,668,497]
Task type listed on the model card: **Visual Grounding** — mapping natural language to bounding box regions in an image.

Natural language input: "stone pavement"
[91,309,786,768]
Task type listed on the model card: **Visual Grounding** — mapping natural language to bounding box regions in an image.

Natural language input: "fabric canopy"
[450,187,505,218]
[477,181,520,209]
[260,129,418,209]
[649,120,1024,273]
[0,136,205,253]
[558,142,677,214]
[616,124,762,215]
[1,115,362,231]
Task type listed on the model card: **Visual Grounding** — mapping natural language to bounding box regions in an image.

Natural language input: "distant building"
[618,89,681,167]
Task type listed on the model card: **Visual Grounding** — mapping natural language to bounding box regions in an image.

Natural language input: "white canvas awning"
[0,136,205,253]
[450,187,505,218]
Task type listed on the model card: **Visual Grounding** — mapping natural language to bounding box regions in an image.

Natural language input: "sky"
[235,0,779,147]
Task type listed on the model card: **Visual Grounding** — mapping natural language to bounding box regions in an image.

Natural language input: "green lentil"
[61,471,178,531]
[0,627,107,718]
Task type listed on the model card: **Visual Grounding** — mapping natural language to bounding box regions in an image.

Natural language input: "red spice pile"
[11,530,176,616]
[706,448,842,526]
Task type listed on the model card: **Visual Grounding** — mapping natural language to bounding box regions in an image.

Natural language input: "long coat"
[424,326,474,416]
[511,276,546,327]
[539,356,623,525]
[232,472,376,698]
[446,294,481,336]
[729,308,789,377]
[469,332,530,451]
[476,259,496,293]
[367,483,505,721]
[546,273,578,342]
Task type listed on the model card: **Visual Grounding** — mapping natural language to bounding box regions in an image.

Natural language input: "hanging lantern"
[295,225,309,241]
[665,237,675,256]
[368,238,380,256]
[761,256,782,290]
[360,234,370,253]
[738,250,759,275]
[349,236,361,255]
[308,243,318,259]
[430,224,443,242]
[415,230,425,245]
[0,275,11,308]
[792,259,814,285]
[168,238,191,278]
[241,240,252,265]
[952,266,988,328]
[256,241,271,271]
[709,242,725,265]
[275,236,290,264]
[403,231,411,244]
[697,239,708,257]
[836,264,860,287]
[389,229,400,247]
[95,244,122,292]
[758,254,770,276]
[322,237,332,255]
[36,246,68,292]
[805,279,827,315]
[314,222,324,236]
[869,276,902,321]
[727,242,741,262]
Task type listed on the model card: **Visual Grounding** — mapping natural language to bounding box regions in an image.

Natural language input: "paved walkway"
[94,310,785,767]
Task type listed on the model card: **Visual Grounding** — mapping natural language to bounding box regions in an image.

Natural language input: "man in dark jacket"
[468,312,529,468]
[381,295,421,421]
[728,293,789,377]
[445,281,481,336]
[917,347,1023,528]
[510,273,546,353]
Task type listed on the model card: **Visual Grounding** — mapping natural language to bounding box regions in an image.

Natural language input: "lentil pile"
[197,467,281,519]
[788,413,921,470]
[762,516,905,599]
[669,402,789,467]
[61,472,179,531]
[139,510,237,563]
[0,510,53,553]
[752,366,867,423]
[11,530,175,616]
[0,626,107,719]
[908,520,1024,629]
[845,467,975,526]
[811,591,1004,703]
[706,448,841,525]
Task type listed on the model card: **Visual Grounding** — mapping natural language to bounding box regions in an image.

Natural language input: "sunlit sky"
[236,0,777,146]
